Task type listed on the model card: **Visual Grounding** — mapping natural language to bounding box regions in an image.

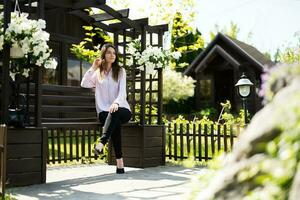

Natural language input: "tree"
[171,11,204,72]
[210,21,253,43]
[274,33,300,63]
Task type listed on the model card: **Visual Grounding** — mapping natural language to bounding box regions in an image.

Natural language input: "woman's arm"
[113,68,127,105]
[80,58,101,88]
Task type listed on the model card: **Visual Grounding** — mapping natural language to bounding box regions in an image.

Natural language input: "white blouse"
[81,67,131,113]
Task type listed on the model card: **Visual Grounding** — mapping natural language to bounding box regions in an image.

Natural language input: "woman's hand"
[109,103,119,113]
[92,58,102,70]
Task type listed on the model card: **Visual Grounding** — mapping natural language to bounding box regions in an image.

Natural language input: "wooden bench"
[41,84,98,126]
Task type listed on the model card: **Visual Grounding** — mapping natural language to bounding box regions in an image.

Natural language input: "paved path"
[8,164,204,200]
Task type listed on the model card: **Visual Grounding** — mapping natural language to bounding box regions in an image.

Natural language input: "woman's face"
[104,47,116,64]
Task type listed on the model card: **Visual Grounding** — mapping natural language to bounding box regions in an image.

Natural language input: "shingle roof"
[184,32,274,76]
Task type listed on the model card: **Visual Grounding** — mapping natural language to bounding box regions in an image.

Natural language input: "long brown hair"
[97,43,121,82]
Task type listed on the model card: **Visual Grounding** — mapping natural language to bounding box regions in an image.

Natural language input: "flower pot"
[10,46,24,58]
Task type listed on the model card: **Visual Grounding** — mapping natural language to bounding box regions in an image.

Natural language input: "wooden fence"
[46,124,101,164]
[165,122,242,161]
[46,122,241,164]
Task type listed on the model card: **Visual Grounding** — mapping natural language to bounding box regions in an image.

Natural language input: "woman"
[81,43,131,174]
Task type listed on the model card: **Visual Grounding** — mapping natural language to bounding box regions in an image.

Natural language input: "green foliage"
[163,96,195,114]
[209,21,253,44]
[162,67,196,103]
[210,22,240,40]
[70,26,112,63]
[171,11,204,72]
[274,33,300,63]
[2,193,17,200]
[149,0,196,25]
[133,103,158,125]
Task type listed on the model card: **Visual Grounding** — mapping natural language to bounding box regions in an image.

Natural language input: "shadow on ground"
[7,164,204,200]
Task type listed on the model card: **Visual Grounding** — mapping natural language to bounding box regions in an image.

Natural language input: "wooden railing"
[45,122,242,164]
[46,123,101,164]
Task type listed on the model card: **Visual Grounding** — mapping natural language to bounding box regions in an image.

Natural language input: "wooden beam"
[145,24,169,34]
[94,21,116,33]
[69,9,115,32]
[69,10,95,24]
[72,0,106,10]
[109,18,148,31]
[96,4,140,30]
[44,0,73,8]
[194,45,240,74]
[91,8,129,21]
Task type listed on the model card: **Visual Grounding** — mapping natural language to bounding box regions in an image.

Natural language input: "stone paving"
[7,164,204,200]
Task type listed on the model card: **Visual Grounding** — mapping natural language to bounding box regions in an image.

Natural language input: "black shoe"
[93,144,103,158]
[116,168,125,174]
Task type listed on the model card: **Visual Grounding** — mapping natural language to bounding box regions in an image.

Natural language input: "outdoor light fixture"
[235,73,253,124]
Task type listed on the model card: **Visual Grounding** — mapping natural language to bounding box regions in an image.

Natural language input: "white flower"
[0,35,4,50]
[44,58,58,69]
[172,51,181,60]
[10,71,16,81]
[22,68,30,78]
[127,40,175,75]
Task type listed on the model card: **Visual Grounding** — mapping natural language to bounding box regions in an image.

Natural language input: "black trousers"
[98,107,131,159]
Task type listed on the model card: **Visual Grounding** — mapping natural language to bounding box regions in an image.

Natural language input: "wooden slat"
[198,124,202,161]
[217,124,221,151]
[168,123,172,159]
[7,144,42,159]
[174,123,177,161]
[193,124,196,159]
[224,125,228,152]
[210,124,215,156]
[75,129,79,161]
[92,9,129,21]
[69,128,73,161]
[6,158,42,174]
[41,105,95,113]
[50,129,55,164]
[186,124,190,156]
[180,123,184,160]
[204,124,208,161]
[57,130,61,163]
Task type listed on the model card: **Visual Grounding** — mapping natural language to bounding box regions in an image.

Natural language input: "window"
[43,41,59,84]
[67,58,81,86]
[199,78,212,102]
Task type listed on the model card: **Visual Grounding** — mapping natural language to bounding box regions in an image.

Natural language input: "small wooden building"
[184,33,274,114]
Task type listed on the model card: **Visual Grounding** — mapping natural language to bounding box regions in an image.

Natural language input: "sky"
[195,0,300,55]
[109,0,300,56]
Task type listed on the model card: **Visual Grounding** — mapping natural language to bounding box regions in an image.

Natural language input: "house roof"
[183,32,274,76]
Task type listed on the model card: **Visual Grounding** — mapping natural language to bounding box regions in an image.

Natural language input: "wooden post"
[157,68,163,125]
[35,67,42,127]
[34,0,45,127]
[1,0,11,124]
[38,0,45,19]
[140,70,146,125]
[0,125,7,198]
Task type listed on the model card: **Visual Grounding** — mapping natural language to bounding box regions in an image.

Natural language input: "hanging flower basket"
[0,11,57,80]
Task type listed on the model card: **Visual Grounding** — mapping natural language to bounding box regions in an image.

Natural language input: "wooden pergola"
[0,0,168,189]
[1,0,169,126]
